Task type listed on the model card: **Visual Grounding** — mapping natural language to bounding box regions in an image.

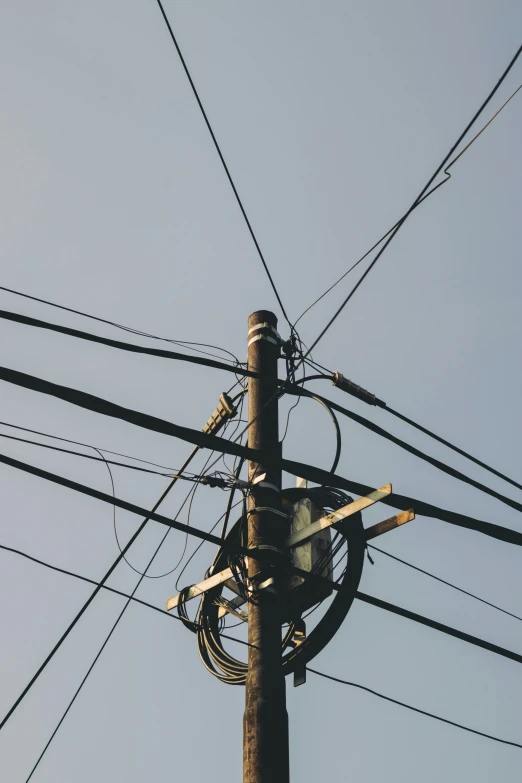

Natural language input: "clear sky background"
[1,1,521,781]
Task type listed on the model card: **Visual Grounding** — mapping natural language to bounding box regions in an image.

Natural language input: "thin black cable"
[154,0,292,327]
[0,543,188,618]
[0,419,181,473]
[174,498,244,590]
[294,83,522,327]
[0,287,240,365]
[5,538,518,754]
[2,417,522,550]
[109,433,220,579]
[295,375,522,496]
[384,405,522,494]
[0,446,200,731]
[368,544,522,623]
[0,308,252,377]
[0,430,200,481]
[287,384,522,519]
[307,668,522,749]
[302,45,522,359]
[24,512,181,780]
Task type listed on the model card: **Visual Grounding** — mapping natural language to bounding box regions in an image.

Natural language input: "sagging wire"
[292,82,522,330]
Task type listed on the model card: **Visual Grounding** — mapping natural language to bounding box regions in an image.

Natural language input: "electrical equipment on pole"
[166,311,417,782]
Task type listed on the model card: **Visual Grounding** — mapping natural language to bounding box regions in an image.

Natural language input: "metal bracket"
[365,509,415,540]
[213,595,248,622]
[285,483,392,549]
[166,566,233,611]
[293,620,307,687]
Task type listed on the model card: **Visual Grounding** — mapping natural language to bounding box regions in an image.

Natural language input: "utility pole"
[243,310,289,783]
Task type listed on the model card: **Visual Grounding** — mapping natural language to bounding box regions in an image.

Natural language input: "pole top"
[248,310,278,329]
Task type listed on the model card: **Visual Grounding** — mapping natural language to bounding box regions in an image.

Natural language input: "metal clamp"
[247,321,283,349]
[247,507,290,519]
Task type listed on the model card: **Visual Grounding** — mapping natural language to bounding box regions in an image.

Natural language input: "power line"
[0,286,240,365]
[302,44,522,360]
[354,590,522,665]
[0,543,188,618]
[299,373,522,494]
[1,372,521,549]
[294,82,522,327]
[0,430,203,481]
[307,668,522,750]
[368,544,522,623]
[24,517,180,780]
[154,0,292,327]
[0,307,253,377]
[0,446,200,731]
[384,404,522,494]
[4,540,518,754]
[289,385,522,517]
[0,419,183,473]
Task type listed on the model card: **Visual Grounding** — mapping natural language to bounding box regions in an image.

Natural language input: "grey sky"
[1,1,521,781]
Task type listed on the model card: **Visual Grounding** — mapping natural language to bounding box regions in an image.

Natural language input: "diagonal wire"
[24,521,177,780]
[154,0,292,327]
[307,668,522,749]
[301,45,522,361]
[294,82,522,328]
[368,544,522,622]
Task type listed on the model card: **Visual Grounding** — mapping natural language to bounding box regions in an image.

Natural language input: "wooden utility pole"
[243,310,289,783]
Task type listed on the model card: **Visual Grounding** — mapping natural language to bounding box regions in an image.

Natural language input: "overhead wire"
[24,498,191,781]
[3,540,518,753]
[307,668,522,750]
[0,286,241,365]
[1,392,522,549]
[0,419,183,473]
[154,0,293,329]
[296,373,522,494]
[0,430,201,481]
[286,385,522,517]
[368,544,522,623]
[0,445,201,731]
[294,82,522,328]
[0,308,252,377]
[301,46,522,361]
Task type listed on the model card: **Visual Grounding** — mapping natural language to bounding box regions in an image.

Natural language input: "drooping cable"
[24,509,186,780]
[0,308,252,377]
[307,668,522,749]
[297,373,522,494]
[2,415,522,549]
[0,430,201,481]
[301,45,522,360]
[154,0,292,328]
[368,544,522,622]
[384,405,522,494]
[286,385,522,519]
[294,82,522,327]
[0,419,182,473]
[0,286,240,365]
[3,538,518,753]
[0,445,200,731]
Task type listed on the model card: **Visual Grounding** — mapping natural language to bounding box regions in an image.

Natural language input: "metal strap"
[247,322,281,339]
[247,507,290,519]
[247,333,279,348]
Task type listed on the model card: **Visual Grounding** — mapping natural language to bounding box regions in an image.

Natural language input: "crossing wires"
[300,44,522,362]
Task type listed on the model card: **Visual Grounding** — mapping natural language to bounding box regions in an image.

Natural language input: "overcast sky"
[1,2,521,781]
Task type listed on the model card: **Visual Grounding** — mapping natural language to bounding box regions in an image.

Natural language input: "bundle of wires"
[177,486,366,684]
